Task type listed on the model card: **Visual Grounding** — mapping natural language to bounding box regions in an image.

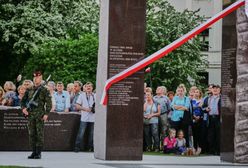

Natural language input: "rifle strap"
[31,86,43,102]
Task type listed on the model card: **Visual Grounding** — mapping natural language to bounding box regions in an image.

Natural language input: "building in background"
[167,0,222,85]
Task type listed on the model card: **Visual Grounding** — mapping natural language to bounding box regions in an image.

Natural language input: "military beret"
[33,71,42,77]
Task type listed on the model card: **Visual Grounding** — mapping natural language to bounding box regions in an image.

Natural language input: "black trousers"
[181,124,190,147]
[201,121,209,153]
[192,120,203,149]
[208,116,220,155]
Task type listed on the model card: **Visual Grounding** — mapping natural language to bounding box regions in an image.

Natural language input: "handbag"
[181,98,193,125]
[144,103,153,125]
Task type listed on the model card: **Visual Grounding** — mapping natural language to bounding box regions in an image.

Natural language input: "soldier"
[21,71,52,159]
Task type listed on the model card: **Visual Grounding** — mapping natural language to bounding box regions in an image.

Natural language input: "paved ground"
[0,152,248,168]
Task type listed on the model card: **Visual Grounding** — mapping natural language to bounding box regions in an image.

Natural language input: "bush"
[23,34,98,85]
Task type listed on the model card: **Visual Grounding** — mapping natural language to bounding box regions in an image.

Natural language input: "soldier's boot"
[28,147,36,159]
[34,146,42,159]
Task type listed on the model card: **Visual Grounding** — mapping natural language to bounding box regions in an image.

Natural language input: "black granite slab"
[105,0,146,160]
[220,2,237,162]
[0,108,80,151]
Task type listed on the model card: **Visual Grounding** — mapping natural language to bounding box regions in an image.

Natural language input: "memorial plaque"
[220,1,237,162]
[0,108,81,151]
[95,0,146,160]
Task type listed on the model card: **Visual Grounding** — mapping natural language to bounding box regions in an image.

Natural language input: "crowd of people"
[0,75,96,153]
[0,78,95,112]
[144,83,221,156]
[0,75,221,156]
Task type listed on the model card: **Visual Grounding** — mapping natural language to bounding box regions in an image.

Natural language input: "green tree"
[146,0,207,91]
[23,34,98,84]
[0,0,99,84]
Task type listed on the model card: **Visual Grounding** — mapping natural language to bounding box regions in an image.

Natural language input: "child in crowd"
[175,130,187,155]
[163,128,177,154]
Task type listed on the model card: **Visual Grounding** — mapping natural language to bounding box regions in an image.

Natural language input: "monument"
[221,0,248,163]
[95,0,146,160]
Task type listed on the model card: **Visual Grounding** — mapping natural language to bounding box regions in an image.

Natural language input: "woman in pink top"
[163,128,177,154]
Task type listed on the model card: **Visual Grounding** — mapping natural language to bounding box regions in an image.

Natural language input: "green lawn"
[0,166,38,168]
[144,151,171,156]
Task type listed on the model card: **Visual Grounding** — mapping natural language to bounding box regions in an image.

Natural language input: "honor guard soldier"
[21,71,52,159]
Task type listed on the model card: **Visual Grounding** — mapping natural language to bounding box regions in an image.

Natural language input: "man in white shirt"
[74,82,95,152]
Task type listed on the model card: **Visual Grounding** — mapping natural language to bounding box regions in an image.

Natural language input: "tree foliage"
[0,0,99,84]
[0,0,99,53]
[146,0,207,91]
[23,34,98,84]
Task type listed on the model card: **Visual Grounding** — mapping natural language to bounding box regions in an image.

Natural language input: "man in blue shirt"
[205,85,221,155]
[54,82,70,112]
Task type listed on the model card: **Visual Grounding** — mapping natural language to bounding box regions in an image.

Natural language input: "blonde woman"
[170,84,190,146]
[192,88,204,155]
[2,81,16,106]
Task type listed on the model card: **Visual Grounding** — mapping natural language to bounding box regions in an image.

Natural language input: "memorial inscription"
[108,44,144,107]
[3,112,27,130]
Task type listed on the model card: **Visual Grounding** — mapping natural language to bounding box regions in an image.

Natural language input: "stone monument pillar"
[235,5,248,163]
[221,1,248,163]
[95,0,146,160]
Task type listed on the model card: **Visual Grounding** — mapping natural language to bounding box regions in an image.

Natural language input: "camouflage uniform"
[21,85,52,150]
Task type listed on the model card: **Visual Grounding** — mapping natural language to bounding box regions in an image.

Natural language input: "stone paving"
[0,152,248,168]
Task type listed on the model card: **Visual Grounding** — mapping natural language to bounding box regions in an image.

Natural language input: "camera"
[91,102,95,113]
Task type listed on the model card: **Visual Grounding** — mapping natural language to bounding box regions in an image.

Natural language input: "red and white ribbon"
[101,0,245,105]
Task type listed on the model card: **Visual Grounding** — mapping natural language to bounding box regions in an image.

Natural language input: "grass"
[144,151,169,156]
[0,167,26,168]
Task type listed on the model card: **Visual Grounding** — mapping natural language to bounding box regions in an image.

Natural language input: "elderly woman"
[144,89,161,152]
[2,81,16,106]
[22,80,34,89]
[67,83,75,102]
[47,81,56,112]
[170,84,191,146]
[12,85,26,106]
